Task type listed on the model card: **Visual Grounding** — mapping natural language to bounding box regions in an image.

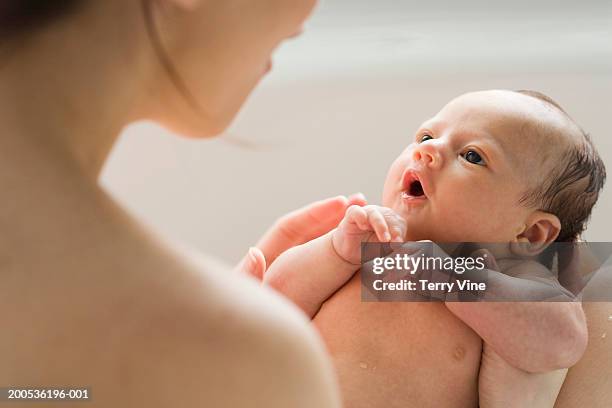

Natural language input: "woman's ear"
[510,211,561,257]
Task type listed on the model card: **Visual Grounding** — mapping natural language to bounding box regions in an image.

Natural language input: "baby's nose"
[412,143,443,169]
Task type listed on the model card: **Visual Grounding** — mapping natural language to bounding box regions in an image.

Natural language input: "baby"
[264,90,606,407]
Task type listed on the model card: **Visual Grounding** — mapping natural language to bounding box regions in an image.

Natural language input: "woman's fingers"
[256,194,367,266]
[248,247,267,280]
[347,192,367,207]
[236,247,267,280]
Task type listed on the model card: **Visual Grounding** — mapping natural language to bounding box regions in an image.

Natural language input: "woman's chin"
[161,111,234,139]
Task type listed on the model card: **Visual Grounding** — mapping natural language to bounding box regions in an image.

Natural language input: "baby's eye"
[462,150,486,166]
[419,134,433,143]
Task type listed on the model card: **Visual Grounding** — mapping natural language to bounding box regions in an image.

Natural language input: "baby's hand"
[332,205,406,265]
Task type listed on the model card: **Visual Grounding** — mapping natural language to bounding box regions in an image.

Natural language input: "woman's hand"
[237,194,367,279]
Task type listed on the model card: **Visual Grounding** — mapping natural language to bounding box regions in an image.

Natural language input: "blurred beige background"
[101,0,612,263]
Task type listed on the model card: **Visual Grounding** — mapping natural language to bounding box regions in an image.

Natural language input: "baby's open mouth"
[408,180,425,197]
[401,170,428,201]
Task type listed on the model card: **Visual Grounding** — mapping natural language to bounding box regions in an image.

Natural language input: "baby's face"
[382,90,569,243]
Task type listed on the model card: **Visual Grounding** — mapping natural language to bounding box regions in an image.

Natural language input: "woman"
[0,0,357,406]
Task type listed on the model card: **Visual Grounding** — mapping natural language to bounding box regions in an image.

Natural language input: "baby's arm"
[446,259,587,373]
[478,342,568,408]
[263,231,357,318]
[264,205,405,317]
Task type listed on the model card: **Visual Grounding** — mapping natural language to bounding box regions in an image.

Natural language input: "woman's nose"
[412,142,443,169]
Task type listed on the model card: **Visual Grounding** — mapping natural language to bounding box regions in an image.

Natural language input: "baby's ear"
[510,211,561,257]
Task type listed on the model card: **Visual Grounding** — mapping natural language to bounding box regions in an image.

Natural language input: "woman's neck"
[0,0,150,184]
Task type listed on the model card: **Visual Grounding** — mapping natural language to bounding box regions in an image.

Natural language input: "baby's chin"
[404,226,503,244]
[386,202,430,239]
[399,215,465,243]
[387,201,479,242]
[402,219,437,241]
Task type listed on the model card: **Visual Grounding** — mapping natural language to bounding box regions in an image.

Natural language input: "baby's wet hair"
[514,90,606,242]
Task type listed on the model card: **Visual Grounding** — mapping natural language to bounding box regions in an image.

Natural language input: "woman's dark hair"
[0,0,199,111]
[0,0,83,38]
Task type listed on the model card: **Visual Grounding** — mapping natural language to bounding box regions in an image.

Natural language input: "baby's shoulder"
[501,258,576,297]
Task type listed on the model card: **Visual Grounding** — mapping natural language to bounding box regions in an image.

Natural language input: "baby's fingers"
[366,207,391,242]
[386,215,407,242]
[345,205,370,230]
[377,208,406,242]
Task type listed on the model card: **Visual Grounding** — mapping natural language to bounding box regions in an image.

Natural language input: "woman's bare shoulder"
[1,182,338,406]
[117,240,341,407]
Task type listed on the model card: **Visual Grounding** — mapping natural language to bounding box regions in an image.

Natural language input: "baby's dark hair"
[514,90,606,242]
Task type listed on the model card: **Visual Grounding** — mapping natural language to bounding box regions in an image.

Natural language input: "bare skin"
[556,264,612,407]
[0,0,348,406]
[555,302,612,407]
[2,0,607,406]
[0,168,340,407]
[313,273,482,408]
[265,91,588,407]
